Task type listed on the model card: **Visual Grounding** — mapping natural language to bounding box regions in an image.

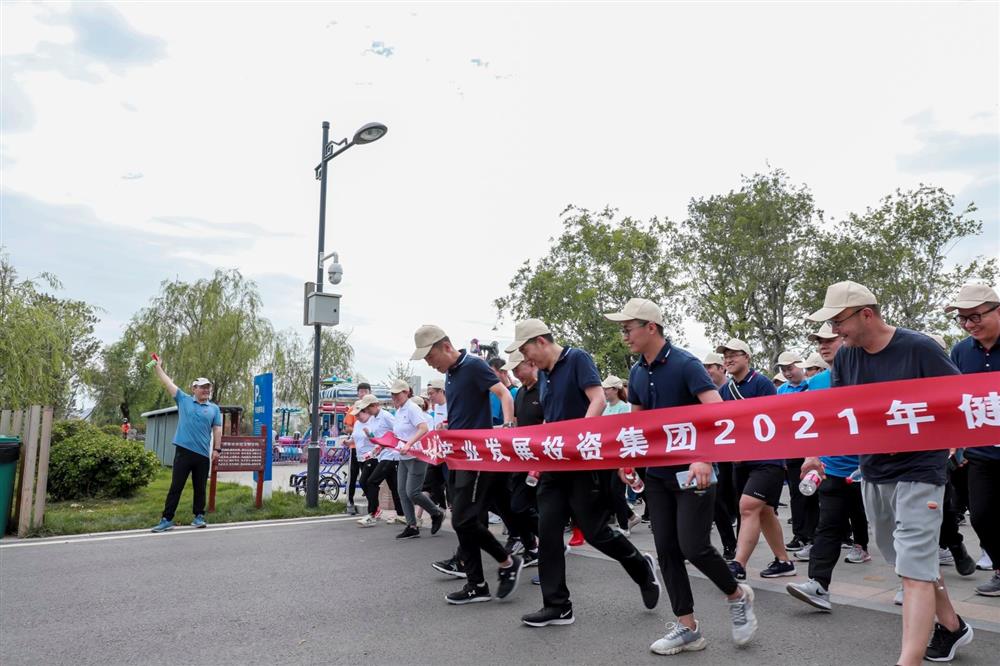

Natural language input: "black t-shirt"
[832,327,959,485]
[444,350,499,430]
[950,336,1000,462]
[514,382,544,427]
[538,347,602,423]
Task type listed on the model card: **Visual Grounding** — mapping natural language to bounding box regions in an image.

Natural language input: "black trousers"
[537,470,652,609]
[967,457,1000,567]
[786,458,819,542]
[507,472,539,550]
[356,459,379,513]
[422,463,448,510]
[716,462,738,520]
[347,448,360,504]
[451,471,510,587]
[609,473,633,529]
[713,494,737,552]
[810,476,869,590]
[939,469,966,549]
[363,460,402,516]
[645,473,738,617]
[162,446,210,521]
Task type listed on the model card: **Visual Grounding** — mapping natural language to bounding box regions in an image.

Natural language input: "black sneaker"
[950,544,976,577]
[396,525,420,540]
[522,549,540,568]
[521,605,574,627]
[723,546,737,561]
[640,552,661,609]
[505,536,524,555]
[640,515,651,524]
[785,537,806,552]
[760,558,796,578]
[345,503,358,516]
[432,557,467,578]
[925,616,974,662]
[496,555,523,600]
[728,560,747,581]
[430,512,444,535]
[445,583,491,605]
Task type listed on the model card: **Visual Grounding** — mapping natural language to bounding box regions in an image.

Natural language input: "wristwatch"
[503,421,516,428]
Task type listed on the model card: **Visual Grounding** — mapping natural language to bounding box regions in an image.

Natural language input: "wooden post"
[254,425,266,508]
[31,408,54,529]
[17,406,40,537]
[208,464,218,513]
[0,410,10,435]
[11,410,26,530]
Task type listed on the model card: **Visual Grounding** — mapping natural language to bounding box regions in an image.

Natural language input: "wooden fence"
[1,406,54,537]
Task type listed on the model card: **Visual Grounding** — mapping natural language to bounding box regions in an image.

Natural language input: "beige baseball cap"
[925,333,948,351]
[191,377,212,387]
[803,351,829,370]
[502,350,526,371]
[348,399,364,416]
[357,394,379,410]
[601,374,624,390]
[703,352,724,366]
[776,351,806,368]
[716,338,752,355]
[602,298,664,326]
[806,280,878,322]
[409,395,426,410]
[427,378,445,391]
[808,323,839,341]
[944,283,999,312]
[504,319,552,353]
[410,324,448,360]
[773,371,787,384]
[389,379,410,394]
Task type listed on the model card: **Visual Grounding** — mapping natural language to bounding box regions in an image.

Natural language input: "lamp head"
[352,122,388,145]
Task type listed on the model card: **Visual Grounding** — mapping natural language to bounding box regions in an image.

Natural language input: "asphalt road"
[2,517,998,665]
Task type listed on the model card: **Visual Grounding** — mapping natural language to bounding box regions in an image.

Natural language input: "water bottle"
[525,471,540,487]
[623,467,645,493]
[799,470,822,496]
[845,469,863,484]
[145,353,159,370]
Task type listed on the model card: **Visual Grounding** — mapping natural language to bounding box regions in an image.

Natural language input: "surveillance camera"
[327,261,343,285]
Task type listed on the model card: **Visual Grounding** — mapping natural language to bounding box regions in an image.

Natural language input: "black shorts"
[737,464,785,508]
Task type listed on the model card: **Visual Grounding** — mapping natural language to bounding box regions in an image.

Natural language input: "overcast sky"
[2,1,998,388]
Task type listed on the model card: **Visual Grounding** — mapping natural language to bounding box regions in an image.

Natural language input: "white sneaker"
[977,552,993,571]
[357,515,378,527]
[794,544,813,561]
[650,621,707,655]
[893,586,904,606]
[939,547,955,565]
[488,512,502,525]
[787,579,831,612]
[729,583,758,645]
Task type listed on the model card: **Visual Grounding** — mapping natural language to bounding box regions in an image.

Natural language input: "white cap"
[502,351,526,372]
[776,351,806,368]
[806,281,878,321]
[803,351,829,370]
[389,379,410,394]
[602,298,665,326]
[773,371,787,384]
[702,352,724,366]
[504,319,552,353]
[808,323,839,341]
[715,338,752,356]
[427,378,445,391]
[191,377,212,387]
[601,375,624,390]
[410,324,448,360]
[944,283,999,312]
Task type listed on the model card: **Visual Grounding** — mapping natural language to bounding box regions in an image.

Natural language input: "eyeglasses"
[620,321,649,337]
[826,307,865,329]
[722,352,747,360]
[954,303,1000,326]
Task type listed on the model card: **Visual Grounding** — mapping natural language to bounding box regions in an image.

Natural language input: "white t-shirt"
[392,400,427,461]
[429,402,448,429]
[352,424,376,461]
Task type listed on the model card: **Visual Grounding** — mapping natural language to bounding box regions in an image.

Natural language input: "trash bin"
[0,436,22,538]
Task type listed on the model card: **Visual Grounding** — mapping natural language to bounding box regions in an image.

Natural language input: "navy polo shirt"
[720,368,782,468]
[950,336,1000,462]
[628,340,718,477]
[538,347,602,423]
[444,350,499,430]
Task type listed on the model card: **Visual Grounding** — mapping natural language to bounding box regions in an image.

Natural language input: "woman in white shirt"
[390,380,445,539]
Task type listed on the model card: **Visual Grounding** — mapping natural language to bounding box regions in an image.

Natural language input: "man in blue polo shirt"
[717,338,796,581]
[411,324,522,605]
[775,351,819,558]
[604,299,757,655]
[150,359,223,532]
[510,318,660,628]
[946,283,1000,597]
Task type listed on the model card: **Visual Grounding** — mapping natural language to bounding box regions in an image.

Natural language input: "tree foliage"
[0,255,100,416]
[495,206,684,376]
[270,328,355,408]
[384,360,414,388]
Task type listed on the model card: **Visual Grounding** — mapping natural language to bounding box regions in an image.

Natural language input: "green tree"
[494,205,684,376]
[84,331,158,426]
[802,186,998,344]
[676,169,822,366]
[271,328,355,408]
[0,255,100,416]
[384,360,414,388]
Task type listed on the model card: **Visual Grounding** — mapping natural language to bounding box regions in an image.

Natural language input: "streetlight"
[305,120,387,508]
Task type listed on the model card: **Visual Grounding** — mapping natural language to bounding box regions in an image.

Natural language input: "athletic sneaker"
[785,537,807,552]
[488,512,502,524]
[396,525,420,540]
[357,515,379,527]
[521,605,574,627]
[505,536,523,554]
[522,549,540,568]
[924,616,974,662]
[729,583,758,645]
[628,513,641,530]
[346,503,359,516]
[893,586,904,606]
[794,544,812,561]
[430,512,444,536]
[728,560,747,581]
[445,583,491,605]
[975,572,1000,597]
[844,544,871,564]
[723,546,737,562]
[950,544,976,576]
[976,553,993,571]
[640,553,661,609]
[760,558,796,578]
[151,518,174,533]
[394,515,408,525]
[939,547,955,565]
[191,515,207,528]
[496,555,523,600]
[568,527,585,547]
[432,557,467,578]
[786,579,832,612]
[531,575,541,585]
[650,621,707,655]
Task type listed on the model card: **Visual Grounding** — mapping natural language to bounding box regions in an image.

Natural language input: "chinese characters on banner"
[371,374,1000,472]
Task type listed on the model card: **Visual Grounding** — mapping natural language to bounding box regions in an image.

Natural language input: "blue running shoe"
[151,518,174,533]
[191,515,207,528]
[531,575,541,585]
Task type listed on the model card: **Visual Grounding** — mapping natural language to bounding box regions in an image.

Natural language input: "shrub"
[48,430,160,501]
[50,419,102,447]
[99,424,123,437]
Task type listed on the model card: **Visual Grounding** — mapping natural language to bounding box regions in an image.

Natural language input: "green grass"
[29,468,344,537]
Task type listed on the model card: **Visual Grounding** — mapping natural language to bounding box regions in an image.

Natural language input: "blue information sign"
[253,372,274,497]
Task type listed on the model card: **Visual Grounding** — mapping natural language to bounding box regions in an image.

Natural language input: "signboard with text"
[253,373,274,498]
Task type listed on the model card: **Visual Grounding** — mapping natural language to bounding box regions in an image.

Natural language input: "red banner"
[370,374,999,472]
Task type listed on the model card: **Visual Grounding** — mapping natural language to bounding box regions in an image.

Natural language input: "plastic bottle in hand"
[145,353,159,370]
[525,471,540,487]
[623,467,645,493]
[845,469,863,484]
[799,470,822,496]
